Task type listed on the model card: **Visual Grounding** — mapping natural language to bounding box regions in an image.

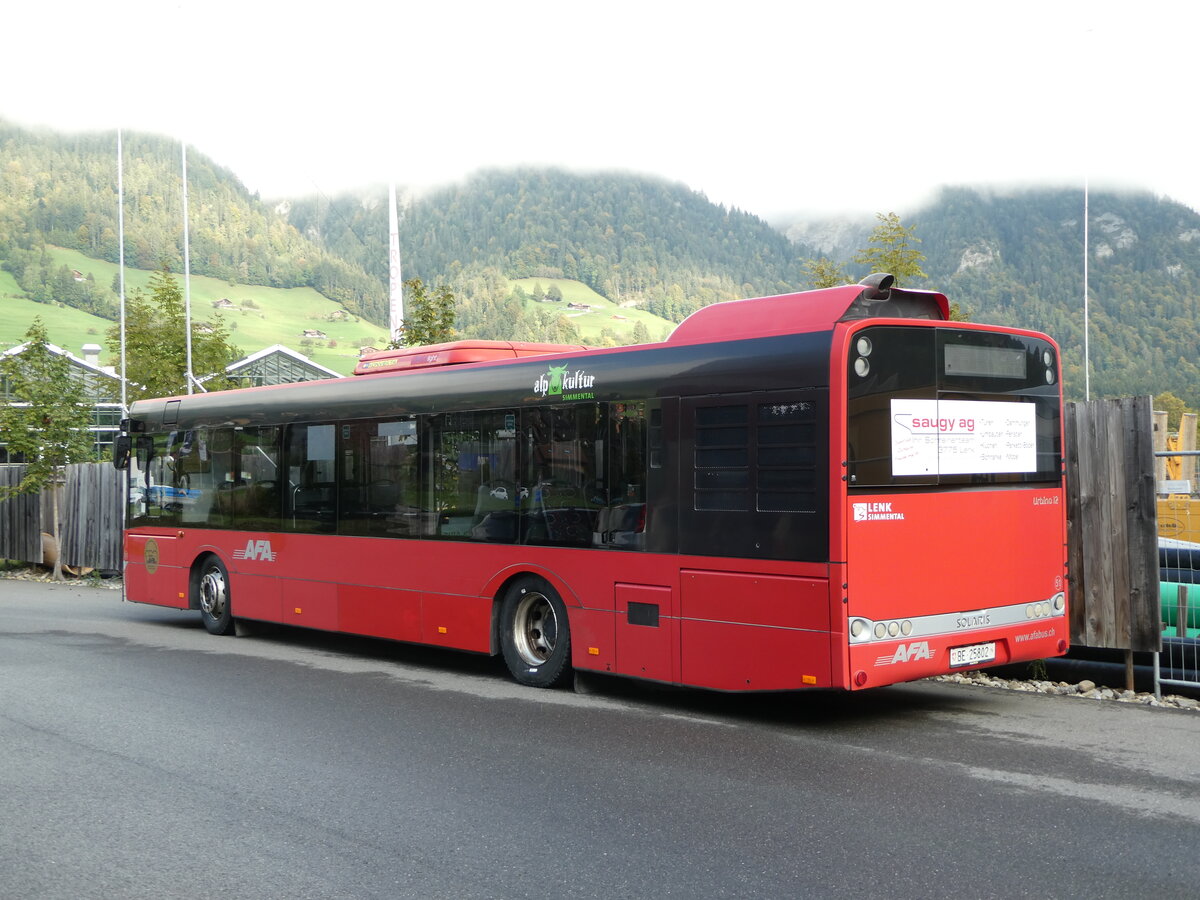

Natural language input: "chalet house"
[212,298,236,309]
[301,329,328,340]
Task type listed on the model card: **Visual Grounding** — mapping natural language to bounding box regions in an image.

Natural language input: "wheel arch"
[483,564,579,656]
[186,546,230,611]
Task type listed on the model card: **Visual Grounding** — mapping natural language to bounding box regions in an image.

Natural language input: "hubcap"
[200,567,227,619]
[512,591,557,667]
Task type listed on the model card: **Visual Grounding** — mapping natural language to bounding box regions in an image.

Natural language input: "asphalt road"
[3,578,1200,900]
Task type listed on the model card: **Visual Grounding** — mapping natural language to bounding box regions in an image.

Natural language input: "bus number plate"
[949,641,996,667]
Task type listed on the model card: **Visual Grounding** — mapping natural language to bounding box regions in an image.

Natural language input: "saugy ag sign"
[890,399,1036,476]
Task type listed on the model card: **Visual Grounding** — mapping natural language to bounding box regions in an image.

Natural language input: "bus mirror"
[112,435,131,470]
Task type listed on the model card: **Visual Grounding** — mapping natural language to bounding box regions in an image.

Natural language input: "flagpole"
[117,129,127,413]
[182,141,194,394]
[1083,178,1090,402]
[388,183,403,344]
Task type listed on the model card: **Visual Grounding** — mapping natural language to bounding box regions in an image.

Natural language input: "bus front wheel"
[500,576,571,688]
[198,556,235,636]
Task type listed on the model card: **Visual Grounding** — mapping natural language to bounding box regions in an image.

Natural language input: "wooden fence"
[0,463,123,571]
[1064,396,1160,652]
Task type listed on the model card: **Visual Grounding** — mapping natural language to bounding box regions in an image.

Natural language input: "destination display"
[890,399,1037,476]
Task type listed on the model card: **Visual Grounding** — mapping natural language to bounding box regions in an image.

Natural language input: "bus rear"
[838,321,1067,689]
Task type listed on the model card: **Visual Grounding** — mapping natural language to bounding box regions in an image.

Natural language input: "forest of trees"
[5,119,1200,406]
[0,122,383,321]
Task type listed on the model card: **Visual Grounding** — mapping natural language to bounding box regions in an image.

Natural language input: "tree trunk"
[51,477,64,582]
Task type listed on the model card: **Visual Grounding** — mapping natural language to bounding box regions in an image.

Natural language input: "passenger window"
[284,423,337,533]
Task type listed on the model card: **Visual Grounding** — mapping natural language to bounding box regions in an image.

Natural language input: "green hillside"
[507,277,674,343]
[1,269,113,354]
[7,119,1200,406]
[45,248,391,374]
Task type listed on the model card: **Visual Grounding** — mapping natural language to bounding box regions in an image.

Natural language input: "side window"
[523,404,602,547]
[426,411,520,541]
[176,428,221,528]
[339,417,422,537]
[233,427,282,530]
[284,423,337,533]
[596,402,648,549]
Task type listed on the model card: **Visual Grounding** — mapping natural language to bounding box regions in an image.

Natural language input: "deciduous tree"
[392,278,457,347]
[854,212,927,285]
[0,317,94,579]
[105,262,241,399]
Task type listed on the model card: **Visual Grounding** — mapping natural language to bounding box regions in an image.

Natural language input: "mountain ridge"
[2,119,1199,404]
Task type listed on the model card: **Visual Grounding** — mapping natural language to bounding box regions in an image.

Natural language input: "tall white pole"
[182,141,194,394]
[1083,179,1090,402]
[117,129,127,413]
[388,183,404,344]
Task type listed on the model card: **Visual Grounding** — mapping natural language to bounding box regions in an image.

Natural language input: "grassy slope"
[0,268,114,354]
[3,255,680,376]
[508,277,676,342]
[44,247,391,374]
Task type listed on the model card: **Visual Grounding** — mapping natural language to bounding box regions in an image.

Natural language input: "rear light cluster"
[849,617,913,643]
[1027,592,1066,619]
[853,335,873,377]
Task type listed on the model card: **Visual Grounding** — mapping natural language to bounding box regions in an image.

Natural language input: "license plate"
[949,641,996,667]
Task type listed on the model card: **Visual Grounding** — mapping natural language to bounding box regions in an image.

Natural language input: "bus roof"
[666,281,949,346]
[353,340,589,375]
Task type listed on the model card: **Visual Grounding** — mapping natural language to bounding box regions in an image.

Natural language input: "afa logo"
[875,641,933,666]
[533,364,595,399]
[233,539,276,562]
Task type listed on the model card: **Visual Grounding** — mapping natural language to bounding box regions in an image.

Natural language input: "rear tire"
[198,556,235,636]
[500,576,571,687]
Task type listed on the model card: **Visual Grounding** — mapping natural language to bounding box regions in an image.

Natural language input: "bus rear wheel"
[198,556,235,636]
[500,576,571,688]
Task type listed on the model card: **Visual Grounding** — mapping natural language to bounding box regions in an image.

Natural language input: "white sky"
[2,0,1195,220]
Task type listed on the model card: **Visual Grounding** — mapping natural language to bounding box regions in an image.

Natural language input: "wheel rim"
[512,590,558,666]
[199,566,227,619]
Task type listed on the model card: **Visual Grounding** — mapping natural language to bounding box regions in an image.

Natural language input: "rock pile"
[935,670,1200,710]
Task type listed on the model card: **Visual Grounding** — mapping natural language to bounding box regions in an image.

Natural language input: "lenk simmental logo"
[533,364,596,401]
[853,501,905,522]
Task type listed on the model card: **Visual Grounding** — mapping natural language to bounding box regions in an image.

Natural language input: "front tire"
[198,556,235,636]
[500,576,571,687]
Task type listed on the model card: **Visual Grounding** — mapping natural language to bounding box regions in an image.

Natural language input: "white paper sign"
[891,399,1037,476]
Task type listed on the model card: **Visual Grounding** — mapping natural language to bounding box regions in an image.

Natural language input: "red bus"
[114,274,1068,691]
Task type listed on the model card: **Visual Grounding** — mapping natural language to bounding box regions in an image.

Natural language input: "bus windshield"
[845,326,1062,487]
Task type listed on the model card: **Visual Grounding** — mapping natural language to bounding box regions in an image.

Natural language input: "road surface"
[2,578,1199,899]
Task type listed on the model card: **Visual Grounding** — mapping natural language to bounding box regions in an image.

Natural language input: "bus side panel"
[124,531,190,610]
[339,585,422,643]
[421,592,492,652]
[283,580,338,631]
[235,574,283,623]
[613,583,675,683]
[680,622,832,690]
[679,570,831,690]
